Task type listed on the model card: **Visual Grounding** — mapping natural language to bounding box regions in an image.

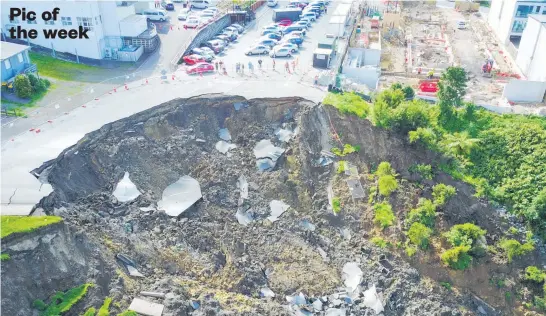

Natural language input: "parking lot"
[176,1,346,85]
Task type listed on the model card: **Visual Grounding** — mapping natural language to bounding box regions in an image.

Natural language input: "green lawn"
[33,283,94,315]
[0,216,63,239]
[29,52,98,81]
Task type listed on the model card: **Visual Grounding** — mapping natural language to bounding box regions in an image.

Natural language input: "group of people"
[209,58,299,75]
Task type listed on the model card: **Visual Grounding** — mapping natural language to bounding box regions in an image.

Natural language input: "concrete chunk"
[128,298,164,316]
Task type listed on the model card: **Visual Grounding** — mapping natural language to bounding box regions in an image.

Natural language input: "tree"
[408,222,432,249]
[432,183,456,206]
[437,67,468,107]
[441,245,472,270]
[378,175,398,196]
[402,86,415,99]
[441,132,480,158]
[374,201,395,229]
[376,161,396,177]
[14,74,32,99]
[375,88,405,109]
[407,198,436,227]
[443,223,486,249]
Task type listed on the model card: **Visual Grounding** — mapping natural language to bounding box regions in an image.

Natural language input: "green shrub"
[405,245,417,257]
[498,239,535,262]
[432,183,456,206]
[331,144,360,157]
[373,202,395,229]
[36,283,94,315]
[407,222,432,249]
[98,297,112,316]
[337,161,346,174]
[368,186,377,204]
[402,85,415,99]
[441,245,472,270]
[371,237,389,248]
[408,127,438,149]
[407,198,436,227]
[409,164,433,180]
[508,226,518,235]
[83,307,97,316]
[443,223,486,249]
[390,100,431,134]
[391,83,402,90]
[376,162,396,177]
[14,74,32,99]
[33,299,47,311]
[117,311,137,316]
[323,92,370,119]
[440,282,452,291]
[525,266,545,283]
[378,175,398,196]
[0,253,10,261]
[534,296,546,311]
[332,197,341,214]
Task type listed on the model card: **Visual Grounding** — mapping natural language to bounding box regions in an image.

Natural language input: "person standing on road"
[215,61,219,72]
[236,62,240,74]
[285,61,289,73]
[248,61,254,74]
[241,63,245,75]
[272,59,276,70]
[291,60,296,72]
[258,59,262,70]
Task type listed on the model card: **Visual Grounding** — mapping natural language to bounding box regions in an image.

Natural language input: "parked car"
[299,17,314,24]
[291,30,306,38]
[221,31,238,41]
[263,32,282,40]
[245,44,270,55]
[277,19,292,26]
[256,38,279,48]
[299,12,317,21]
[263,24,282,32]
[202,40,225,54]
[178,8,190,20]
[183,54,206,65]
[230,23,245,33]
[303,7,321,16]
[282,25,306,35]
[262,29,280,36]
[269,47,292,58]
[184,16,201,28]
[267,0,278,7]
[140,9,169,22]
[213,34,231,45]
[200,11,216,22]
[186,62,215,74]
[286,4,298,8]
[162,0,175,10]
[191,47,215,59]
[223,26,239,36]
[204,7,219,15]
[282,36,303,46]
[293,20,311,28]
[190,0,211,9]
[275,42,299,53]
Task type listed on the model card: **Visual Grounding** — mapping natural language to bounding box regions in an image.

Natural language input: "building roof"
[0,41,30,61]
[314,48,333,55]
[329,15,347,24]
[333,3,351,17]
[319,37,336,46]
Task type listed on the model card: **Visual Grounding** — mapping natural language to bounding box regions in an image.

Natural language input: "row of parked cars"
[179,6,220,28]
[181,23,246,74]
[245,0,328,58]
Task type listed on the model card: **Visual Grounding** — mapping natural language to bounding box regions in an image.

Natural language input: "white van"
[141,9,169,22]
[267,0,278,7]
[190,0,211,9]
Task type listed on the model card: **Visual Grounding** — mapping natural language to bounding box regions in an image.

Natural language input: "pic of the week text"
[8,8,90,39]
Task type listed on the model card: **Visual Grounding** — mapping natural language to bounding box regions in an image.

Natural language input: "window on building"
[77,17,94,32]
[17,53,23,63]
[4,60,11,70]
[536,6,541,13]
[516,5,533,18]
[512,20,527,33]
[95,15,102,25]
[61,17,72,25]
[27,19,37,24]
[45,20,55,25]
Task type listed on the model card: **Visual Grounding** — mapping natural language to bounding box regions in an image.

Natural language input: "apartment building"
[515,14,546,81]
[0,1,158,61]
[488,0,546,47]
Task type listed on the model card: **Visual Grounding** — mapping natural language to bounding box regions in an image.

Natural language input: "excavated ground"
[25,94,543,315]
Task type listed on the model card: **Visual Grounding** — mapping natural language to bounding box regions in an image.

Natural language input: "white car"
[177,8,190,20]
[184,17,201,28]
[275,42,298,53]
[199,12,215,22]
[263,24,282,32]
[246,44,269,55]
[204,7,219,15]
[269,47,292,58]
[267,0,278,7]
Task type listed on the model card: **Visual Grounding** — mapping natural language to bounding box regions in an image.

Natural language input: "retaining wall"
[182,14,232,57]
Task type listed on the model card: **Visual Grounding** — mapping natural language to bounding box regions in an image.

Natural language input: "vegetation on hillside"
[33,283,93,315]
[1,216,62,239]
[324,66,546,238]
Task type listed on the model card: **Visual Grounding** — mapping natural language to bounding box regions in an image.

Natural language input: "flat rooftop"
[529,14,546,24]
[1,41,30,61]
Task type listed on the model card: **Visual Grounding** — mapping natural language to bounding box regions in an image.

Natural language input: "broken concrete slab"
[342,262,363,293]
[128,298,164,316]
[238,175,249,200]
[157,176,202,217]
[344,163,358,176]
[127,265,145,278]
[113,172,141,202]
[261,287,276,298]
[253,140,285,171]
[346,179,365,199]
[300,219,316,231]
[215,141,237,154]
[275,128,294,143]
[267,200,290,222]
[362,284,384,314]
[236,208,253,226]
[218,128,232,141]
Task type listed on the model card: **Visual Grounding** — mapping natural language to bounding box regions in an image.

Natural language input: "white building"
[0,1,158,61]
[515,14,546,81]
[488,0,546,47]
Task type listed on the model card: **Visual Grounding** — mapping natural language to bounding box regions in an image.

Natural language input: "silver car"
[269,47,292,58]
[246,44,269,55]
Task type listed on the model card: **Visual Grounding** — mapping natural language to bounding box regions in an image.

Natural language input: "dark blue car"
[283,36,303,46]
[264,32,282,40]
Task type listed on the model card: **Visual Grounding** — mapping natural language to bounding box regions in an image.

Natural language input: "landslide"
[29,94,541,315]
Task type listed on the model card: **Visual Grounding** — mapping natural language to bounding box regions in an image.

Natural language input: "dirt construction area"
[379,1,524,106]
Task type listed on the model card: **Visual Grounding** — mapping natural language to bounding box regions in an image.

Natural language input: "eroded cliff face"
[1,222,114,316]
[19,95,541,315]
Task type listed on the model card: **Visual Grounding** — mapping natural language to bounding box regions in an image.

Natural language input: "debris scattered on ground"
[342,262,363,293]
[362,284,384,314]
[128,298,164,316]
[218,128,232,141]
[157,176,202,216]
[113,172,141,202]
[253,140,285,171]
[267,200,290,222]
[215,141,237,154]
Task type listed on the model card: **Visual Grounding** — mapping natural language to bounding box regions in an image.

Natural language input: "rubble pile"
[31,95,497,315]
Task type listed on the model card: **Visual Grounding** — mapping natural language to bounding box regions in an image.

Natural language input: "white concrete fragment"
[235,209,253,226]
[342,262,363,293]
[157,176,202,217]
[275,128,293,142]
[140,291,166,298]
[127,265,145,278]
[128,298,164,316]
[260,287,276,298]
[312,299,323,311]
[215,141,237,154]
[218,128,232,141]
[362,284,384,314]
[267,200,290,222]
[113,172,141,202]
[238,175,248,199]
[325,308,346,316]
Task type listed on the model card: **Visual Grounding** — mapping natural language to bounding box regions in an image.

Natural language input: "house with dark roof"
[1,41,36,83]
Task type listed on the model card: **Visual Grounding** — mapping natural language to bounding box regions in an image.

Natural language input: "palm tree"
[441,132,480,158]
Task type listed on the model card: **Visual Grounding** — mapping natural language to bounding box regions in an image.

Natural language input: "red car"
[186,62,214,74]
[183,54,206,65]
[277,19,292,27]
